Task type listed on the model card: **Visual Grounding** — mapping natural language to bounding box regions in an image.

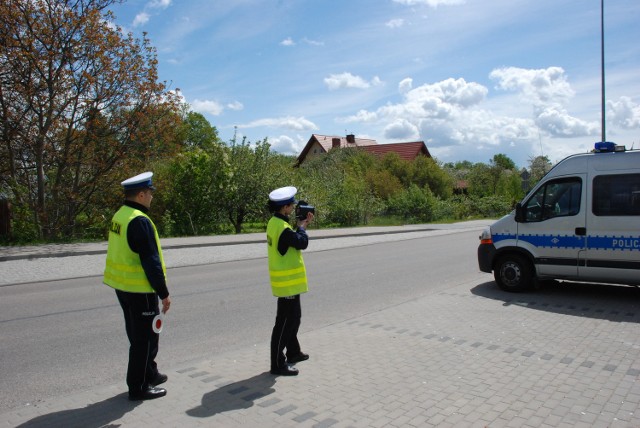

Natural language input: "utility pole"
[600,0,606,143]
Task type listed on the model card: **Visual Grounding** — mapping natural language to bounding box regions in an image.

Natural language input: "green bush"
[432,198,457,221]
[386,185,435,222]
[447,195,512,220]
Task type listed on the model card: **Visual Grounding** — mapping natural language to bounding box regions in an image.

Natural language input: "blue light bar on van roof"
[594,141,625,153]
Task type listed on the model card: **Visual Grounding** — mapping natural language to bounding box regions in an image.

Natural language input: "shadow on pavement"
[16,393,139,428]
[471,280,640,323]
[186,371,276,418]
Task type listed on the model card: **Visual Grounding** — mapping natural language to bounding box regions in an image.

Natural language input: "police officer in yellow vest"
[104,172,171,400]
[267,186,313,376]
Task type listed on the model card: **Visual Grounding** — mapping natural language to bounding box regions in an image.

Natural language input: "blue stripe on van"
[518,234,585,249]
[587,236,640,251]
[496,233,640,251]
[492,233,516,243]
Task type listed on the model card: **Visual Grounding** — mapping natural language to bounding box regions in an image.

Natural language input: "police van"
[478,142,640,291]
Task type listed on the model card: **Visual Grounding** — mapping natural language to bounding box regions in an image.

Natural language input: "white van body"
[478,145,640,291]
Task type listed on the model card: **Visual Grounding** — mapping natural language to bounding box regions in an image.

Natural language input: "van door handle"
[575,227,586,236]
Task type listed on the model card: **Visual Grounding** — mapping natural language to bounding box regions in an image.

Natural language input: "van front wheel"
[494,254,533,292]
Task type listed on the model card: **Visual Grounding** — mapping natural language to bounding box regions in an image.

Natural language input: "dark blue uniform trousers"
[270,294,302,370]
[116,290,160,394]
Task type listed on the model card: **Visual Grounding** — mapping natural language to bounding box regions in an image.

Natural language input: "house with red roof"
[296,134,431,165]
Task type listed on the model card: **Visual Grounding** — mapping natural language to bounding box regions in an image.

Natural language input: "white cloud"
[227,101,244,111]
[132,0,172,27]
[420,97,455,119]
[335,76,546,161]
[535,106,598,137]
[384,119,420,140]
[338,109,379,124]
[302,37,324,46]
[149,0,171,9]
[392,0,465,7]
[490,66,574,106]
[280,37,324,47]
[386,19,405,29]
[418,110,536,151]
[133,13,150,27]
[239,116,318,131]
[607,96,640,129]
[324,73,382,91]
[404,78,488,110]
[280,37,295,46]
[490,66,602,138]
[192,99,224,116]
[268,135,306,155]
[399,78,413,94]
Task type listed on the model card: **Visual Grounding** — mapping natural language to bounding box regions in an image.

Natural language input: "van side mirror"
[514,202,525,222]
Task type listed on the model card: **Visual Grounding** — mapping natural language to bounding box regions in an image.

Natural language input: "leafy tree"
[220,136,281,233]
[491,154,516,170]
[365,169,403,200]
[155,110,224,236]
[487,154,517,195]
[380,152,412,186]
[295,149,350,227]
[528,155,553,189]
[329,174,376,226]
[342,149,378,177]
[452,160,474,170]
[161,145,228,236]
[496,169,525,204]
[295,148,381,227]
[410,156,453,199]
[466,163,493,197]
[0,0,180,240]
[181,111,220,151]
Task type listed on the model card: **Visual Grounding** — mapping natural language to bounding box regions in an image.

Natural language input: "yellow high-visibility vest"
[103,205,166,293]
[266,216,308,297]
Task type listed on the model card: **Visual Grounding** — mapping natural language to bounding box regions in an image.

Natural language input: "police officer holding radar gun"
[104,172,171,401]
[267,186,314,376]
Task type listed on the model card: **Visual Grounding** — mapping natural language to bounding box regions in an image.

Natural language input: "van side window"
[524,177,582,222]
[593,173,640,216]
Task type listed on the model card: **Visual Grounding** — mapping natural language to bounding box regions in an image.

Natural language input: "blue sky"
[110,0,639,168]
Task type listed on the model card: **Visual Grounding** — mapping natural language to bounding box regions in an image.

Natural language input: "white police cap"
[269,186,297,206]
[121,171,156,191]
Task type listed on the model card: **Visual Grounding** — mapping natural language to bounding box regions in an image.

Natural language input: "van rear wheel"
[494,254,533,292]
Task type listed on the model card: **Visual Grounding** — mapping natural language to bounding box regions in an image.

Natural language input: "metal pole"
[601,0,606,143]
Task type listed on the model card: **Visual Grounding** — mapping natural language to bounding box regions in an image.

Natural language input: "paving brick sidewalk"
[3,275,640,427]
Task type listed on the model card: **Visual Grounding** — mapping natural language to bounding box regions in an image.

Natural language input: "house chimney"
[346,134,355,144]
[332,137,341,148]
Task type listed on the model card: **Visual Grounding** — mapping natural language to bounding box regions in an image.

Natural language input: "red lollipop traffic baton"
[152,313,165,333]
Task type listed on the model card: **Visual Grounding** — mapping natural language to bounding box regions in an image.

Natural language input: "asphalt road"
[0,228,484,413]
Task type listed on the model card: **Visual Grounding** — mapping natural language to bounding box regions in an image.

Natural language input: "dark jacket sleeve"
[277,226,309,256]
[127,216,170,299]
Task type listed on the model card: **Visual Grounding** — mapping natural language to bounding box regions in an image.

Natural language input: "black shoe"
[287,352,309,364]
[270,365,299,376]
[149,373,168,387]
[128,386,167,401]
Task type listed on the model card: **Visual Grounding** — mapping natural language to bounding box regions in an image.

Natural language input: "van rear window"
[593,174,640,216]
